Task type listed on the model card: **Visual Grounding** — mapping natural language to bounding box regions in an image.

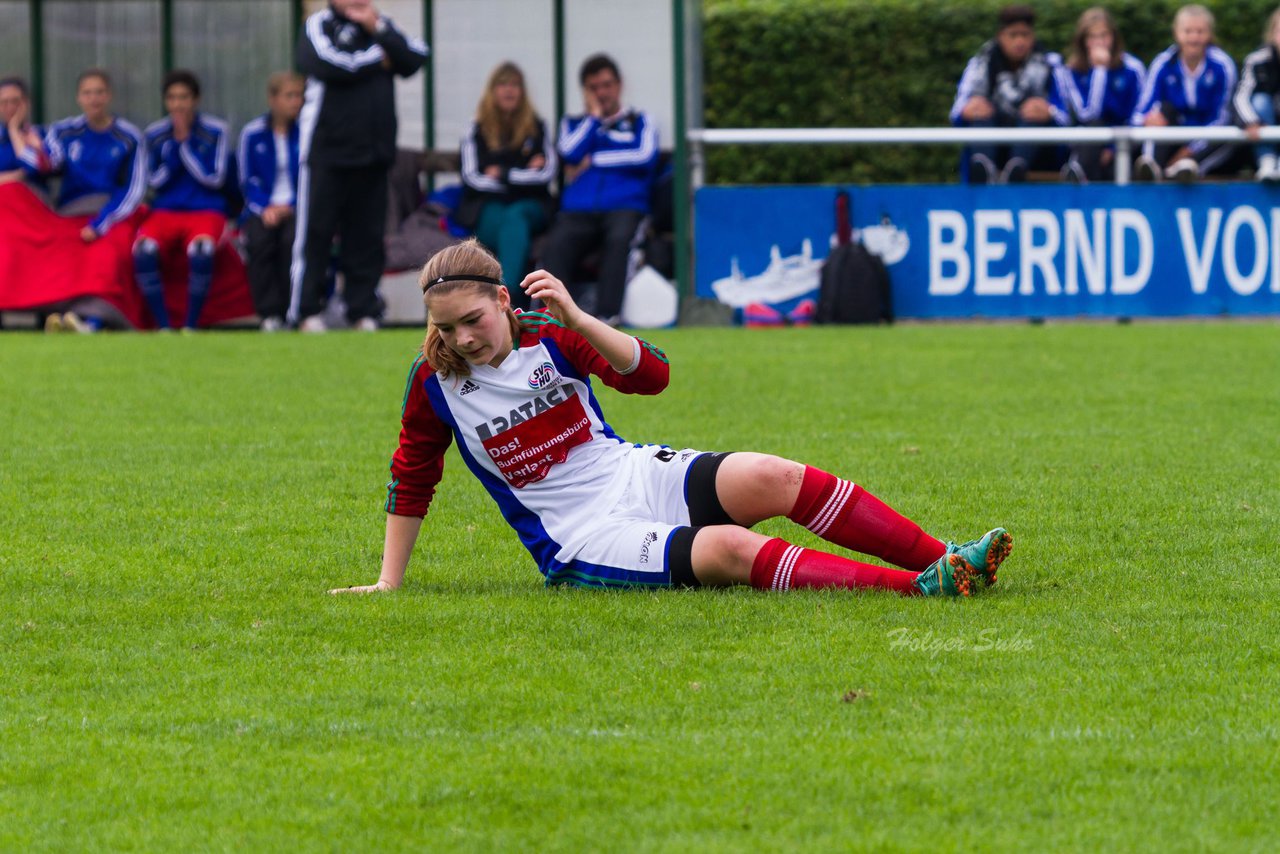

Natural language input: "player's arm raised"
[520,269,636,373]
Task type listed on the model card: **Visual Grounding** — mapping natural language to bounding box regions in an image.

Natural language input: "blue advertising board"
[694,184,1280,318]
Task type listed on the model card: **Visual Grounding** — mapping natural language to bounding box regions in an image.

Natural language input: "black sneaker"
[969,153,996,185]
[1060,160,1087,185]
[1000,156,1029,184]
[1134,155,1163,183]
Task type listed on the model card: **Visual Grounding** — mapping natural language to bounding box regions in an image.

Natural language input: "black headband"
[424,274,502,291]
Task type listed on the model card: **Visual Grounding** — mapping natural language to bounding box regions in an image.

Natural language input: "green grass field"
[3,322,1278,851]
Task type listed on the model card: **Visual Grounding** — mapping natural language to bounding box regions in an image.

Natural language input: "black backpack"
[815,241,893,325]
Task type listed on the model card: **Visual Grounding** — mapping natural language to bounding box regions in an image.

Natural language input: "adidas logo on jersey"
[459,379,480,396]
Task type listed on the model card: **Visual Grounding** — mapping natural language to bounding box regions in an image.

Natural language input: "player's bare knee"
[133,236,158,257]
[691,525,761,585]
[738,452,803,494]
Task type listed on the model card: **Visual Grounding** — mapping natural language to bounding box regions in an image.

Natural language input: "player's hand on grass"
[520,270,584,330]
[328,579,396,595]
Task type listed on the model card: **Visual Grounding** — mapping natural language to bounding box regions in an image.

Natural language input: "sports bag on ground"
[815,241,893,324]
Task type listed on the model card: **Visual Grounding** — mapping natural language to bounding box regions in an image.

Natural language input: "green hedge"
[702,0,1278,184]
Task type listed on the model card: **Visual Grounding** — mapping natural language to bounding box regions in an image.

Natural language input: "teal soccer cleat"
[947,528,1013,588]
[913,553,982,598]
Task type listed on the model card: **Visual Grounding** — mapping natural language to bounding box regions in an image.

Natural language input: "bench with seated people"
[377,143,675,327]
[0,68,254,332]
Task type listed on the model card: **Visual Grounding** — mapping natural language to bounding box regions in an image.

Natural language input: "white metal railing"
[687,126,1280,187]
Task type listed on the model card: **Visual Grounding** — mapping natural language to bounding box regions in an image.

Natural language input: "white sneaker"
[260,316,284,333]
[299,315,328,334]
[1257,154,1279,183]
[62,311,94,334]
[353,317,380,333]
[1167,158,1199,183]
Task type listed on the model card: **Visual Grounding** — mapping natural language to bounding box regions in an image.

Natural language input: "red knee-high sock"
[787,466,945,571]
[749,537,921,595]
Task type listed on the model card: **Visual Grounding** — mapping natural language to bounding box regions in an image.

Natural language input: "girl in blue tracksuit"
[40,69,147,241]
[1133,5,1238,181]
[1052,8,1146,182]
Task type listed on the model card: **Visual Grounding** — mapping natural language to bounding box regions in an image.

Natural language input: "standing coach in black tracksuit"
[291,0,427,332]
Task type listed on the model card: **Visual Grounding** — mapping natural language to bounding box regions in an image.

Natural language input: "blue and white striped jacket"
[1134,45,1237,154]
[557,108,659,214]
[237,113,300,217]
[42,114,147,235]
[1051,53,1147,126]
[145,112,232,213]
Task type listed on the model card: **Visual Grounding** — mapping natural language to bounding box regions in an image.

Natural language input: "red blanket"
[0,183,255,328]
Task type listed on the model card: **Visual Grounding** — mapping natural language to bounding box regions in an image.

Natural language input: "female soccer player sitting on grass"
[331,240,1012,598]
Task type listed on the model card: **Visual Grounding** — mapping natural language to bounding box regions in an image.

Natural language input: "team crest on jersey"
[68,140,82,161]
[528,362,558,389]
[337,23,357,46]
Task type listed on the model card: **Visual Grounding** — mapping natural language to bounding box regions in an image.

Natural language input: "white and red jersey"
[386,311,670,573]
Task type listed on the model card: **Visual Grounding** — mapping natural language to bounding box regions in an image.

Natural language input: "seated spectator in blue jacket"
[1134,4,1237,183]
[459,61,556,310]
[238,71,303,332]
[1234,7,1280,182]
[41,69,147,240]
[539,53,658,325]
[0,77,44,186]
[1052,7,1147,183]
[951,4,1062,184]
[135,69,232,330]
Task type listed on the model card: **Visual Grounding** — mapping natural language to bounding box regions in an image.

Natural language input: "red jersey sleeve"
[520,312,670,394]
[385,354,452,517]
